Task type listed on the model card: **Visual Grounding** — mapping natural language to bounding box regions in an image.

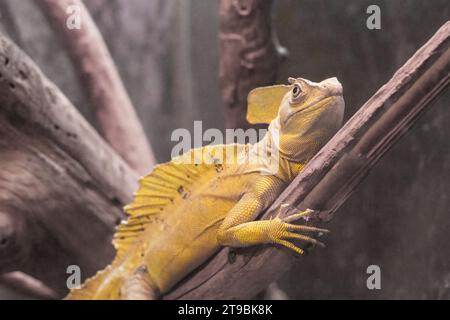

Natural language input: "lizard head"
[247,77,345,158]
[277,77,344,136]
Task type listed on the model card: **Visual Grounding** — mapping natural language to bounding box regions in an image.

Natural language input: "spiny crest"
[113,144,247,259]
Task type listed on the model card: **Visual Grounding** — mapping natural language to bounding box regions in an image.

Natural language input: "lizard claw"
[283,208,329,235]
[283,208,316,222]
[270,208,330,255]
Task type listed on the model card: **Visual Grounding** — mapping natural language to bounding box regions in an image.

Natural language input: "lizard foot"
[270,207,329,255]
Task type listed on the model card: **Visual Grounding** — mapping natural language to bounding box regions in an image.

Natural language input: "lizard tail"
[65,265,117,300]
[120,265,159,300]
[65,264,159,300]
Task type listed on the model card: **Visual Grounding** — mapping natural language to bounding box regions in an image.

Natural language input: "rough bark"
[36,0,156,175]
[0,31,138,296]
[219,0,286,129]
[165,21,450,299]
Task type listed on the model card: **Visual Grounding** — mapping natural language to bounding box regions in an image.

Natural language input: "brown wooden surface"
[0,31,138,296]
[0,271,57,299]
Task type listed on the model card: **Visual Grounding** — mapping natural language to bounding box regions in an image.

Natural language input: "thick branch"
[165,21,450,299]
[0,272,57,299]
[37,0,156,175]
[219,0,286,129]
[0,31,138,296]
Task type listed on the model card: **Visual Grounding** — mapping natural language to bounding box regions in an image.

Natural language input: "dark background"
[0,0,449,299]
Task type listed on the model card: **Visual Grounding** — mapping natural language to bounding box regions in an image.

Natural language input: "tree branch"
[165,21,450,299]
[0,30,138,296]
[0,272,58,299]
[219,0,286,129]
[36,0,156,175]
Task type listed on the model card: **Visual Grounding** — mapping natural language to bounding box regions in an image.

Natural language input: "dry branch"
[0,271,57,299]
[37,0,156,175]
[219,0,286,129]
[0,31,138,297]
[165,21,450,299]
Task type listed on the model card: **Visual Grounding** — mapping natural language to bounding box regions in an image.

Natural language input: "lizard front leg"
[217,176,328,255]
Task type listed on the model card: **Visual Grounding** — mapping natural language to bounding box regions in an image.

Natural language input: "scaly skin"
[67,77,345,299]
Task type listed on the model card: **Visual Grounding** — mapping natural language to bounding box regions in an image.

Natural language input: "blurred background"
[0,0,449,299]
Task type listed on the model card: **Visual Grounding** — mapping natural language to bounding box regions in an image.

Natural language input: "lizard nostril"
[322,77,342,96]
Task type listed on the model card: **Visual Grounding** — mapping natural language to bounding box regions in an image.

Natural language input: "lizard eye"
[292,84,302,99]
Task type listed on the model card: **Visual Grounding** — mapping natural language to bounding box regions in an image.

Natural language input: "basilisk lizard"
[67,77,345,299]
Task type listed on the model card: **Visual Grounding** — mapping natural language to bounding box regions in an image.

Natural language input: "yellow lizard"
[66,76,345,300]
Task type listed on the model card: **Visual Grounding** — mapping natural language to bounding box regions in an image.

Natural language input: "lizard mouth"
[285,95,338,123]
